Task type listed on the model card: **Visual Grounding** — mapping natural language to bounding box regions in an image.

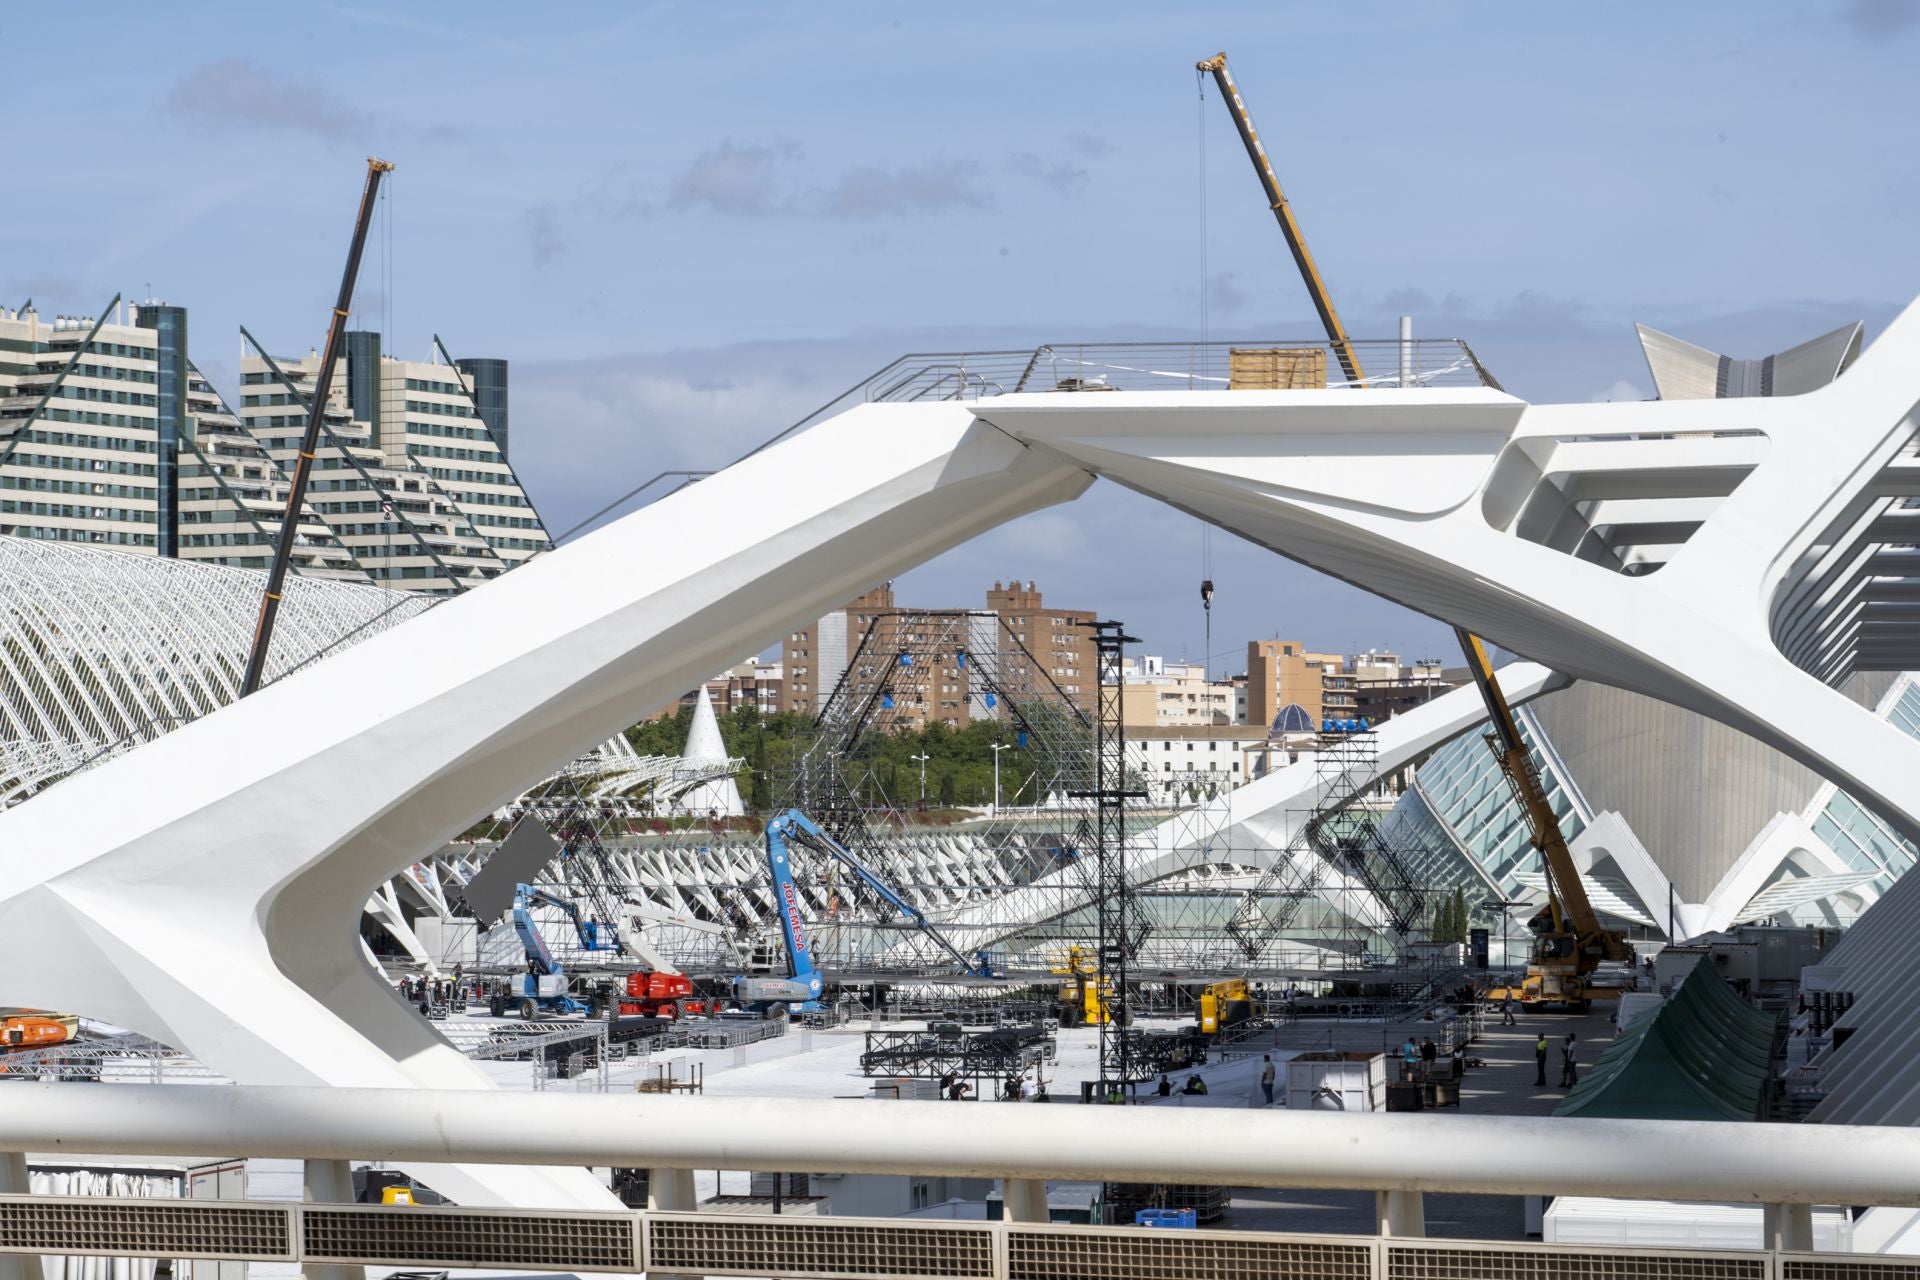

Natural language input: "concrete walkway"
[1217,1007,1623,1239]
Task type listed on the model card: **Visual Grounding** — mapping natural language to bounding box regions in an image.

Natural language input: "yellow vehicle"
[1049,946,1113,1027]
[380,1186,415,1206]
[1197,978,1251,1035]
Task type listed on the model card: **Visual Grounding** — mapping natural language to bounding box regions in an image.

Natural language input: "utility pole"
[240,157,393,697]
[990,741,1010,817]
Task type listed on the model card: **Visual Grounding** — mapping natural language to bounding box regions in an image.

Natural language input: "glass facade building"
[456,356,509,459]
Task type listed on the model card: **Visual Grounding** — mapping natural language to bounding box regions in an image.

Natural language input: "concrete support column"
[647,1167,698,1212]
[1764,1203,1814,1252]
[0,1151,46,1280]
[302,1159,365,1280]
[1003,1179,1049,1223]
[1376,1189,1426,1237]
[647,1169,702,1280]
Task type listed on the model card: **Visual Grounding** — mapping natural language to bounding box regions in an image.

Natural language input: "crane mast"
[240,157,393,697]
[1199,52,1628,996]
[1197,52,1365,386]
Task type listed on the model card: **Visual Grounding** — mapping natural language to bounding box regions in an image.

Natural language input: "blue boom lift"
[508,882,622,1019]
[733,809,987,1014]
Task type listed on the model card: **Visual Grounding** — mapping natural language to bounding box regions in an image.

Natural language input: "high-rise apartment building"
[782,584,895,714]
[781,580,1097,725]
[0,303,356,578]
[0,300,549,595]
[987,579,1096,714]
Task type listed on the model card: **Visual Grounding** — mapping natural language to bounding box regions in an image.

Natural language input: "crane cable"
[1196,73,1216,682]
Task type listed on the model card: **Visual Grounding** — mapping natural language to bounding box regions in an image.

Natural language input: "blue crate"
[1134,1208,1197,1229]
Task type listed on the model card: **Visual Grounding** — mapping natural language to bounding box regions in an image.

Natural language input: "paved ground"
[1213,1005,1623,1239]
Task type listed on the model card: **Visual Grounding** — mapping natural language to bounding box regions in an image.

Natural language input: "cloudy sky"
[6,2,1918,671]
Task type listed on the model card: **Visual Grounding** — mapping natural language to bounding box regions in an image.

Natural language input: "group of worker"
[1398,1035,1447,1082]
[1534,1031,1580,1088]
[937,1071,1050,1102]
[397,963,499,1011]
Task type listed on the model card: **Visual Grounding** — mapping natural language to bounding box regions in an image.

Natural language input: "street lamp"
[990,742,1010,816]
[911,752,931,808]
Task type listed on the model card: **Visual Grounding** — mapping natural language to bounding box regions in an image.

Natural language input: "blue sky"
[6,1,1918,671]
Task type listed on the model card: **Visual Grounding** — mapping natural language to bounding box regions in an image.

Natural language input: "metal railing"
[0,1196,1901,1280]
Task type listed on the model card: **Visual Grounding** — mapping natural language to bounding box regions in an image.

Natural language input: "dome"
[1271,702,1315,735]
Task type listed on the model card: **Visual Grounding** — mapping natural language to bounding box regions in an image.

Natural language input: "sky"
[5,1,1919,673]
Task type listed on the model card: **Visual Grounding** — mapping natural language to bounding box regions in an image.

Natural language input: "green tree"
[938,770,958,807]
[749,729,771,812]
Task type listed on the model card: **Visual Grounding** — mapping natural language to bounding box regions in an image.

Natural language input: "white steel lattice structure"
[10,311,1920,1212]
[0,535,433,805]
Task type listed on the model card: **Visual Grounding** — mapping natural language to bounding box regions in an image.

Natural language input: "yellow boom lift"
[1199,52,1630,1004]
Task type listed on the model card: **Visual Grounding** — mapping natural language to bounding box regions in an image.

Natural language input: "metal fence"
[0,1196,1904,1280]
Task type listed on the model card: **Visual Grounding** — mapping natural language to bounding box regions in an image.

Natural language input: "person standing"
[1420,1036,1439,1079]
[1534,1032,1549,1087]
[1560,1033,1579,1088]
[1401,1037,1420,1082]
[1502,992,1517,1026]
[1260,1055,1276,1106]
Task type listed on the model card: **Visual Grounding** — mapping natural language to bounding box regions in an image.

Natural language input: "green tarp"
[1554,962,1776,1122]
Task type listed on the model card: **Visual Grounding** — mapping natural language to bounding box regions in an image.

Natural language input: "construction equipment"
[0,1009,76,1051]
[1196,978,1251,1036]
[503,881,620,1018]
[241,157,393,698]
[734,808,987,1014]
[1197,53,1364,387]
[1459,631,1633,1008]
[620,969,694,1019]
[1049,945,1114,1027]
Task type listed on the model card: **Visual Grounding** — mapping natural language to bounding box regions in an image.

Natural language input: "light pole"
[990,742,1010,816]
[1480,896,1527,969]
[911,752,931,809]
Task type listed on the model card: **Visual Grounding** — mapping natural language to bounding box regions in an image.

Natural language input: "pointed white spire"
[675,684,744,816]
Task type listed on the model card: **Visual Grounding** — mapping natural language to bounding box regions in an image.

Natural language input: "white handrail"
[2,1084,1915,1208]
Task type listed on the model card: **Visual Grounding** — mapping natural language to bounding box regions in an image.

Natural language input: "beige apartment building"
[1244,638,1357,729]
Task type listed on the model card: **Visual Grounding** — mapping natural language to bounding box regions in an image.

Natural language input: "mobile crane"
[1198,52,1630,1003]
[1460,632,1632,1008]
[733,808,987,1015]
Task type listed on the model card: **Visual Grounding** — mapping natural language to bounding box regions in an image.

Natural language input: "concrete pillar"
[0,1151,46,1280]
[1376,1189,1426,1237]
[302,1159,365,1280]
[1765,1203,1814,1252]
[1003,1179,1049,1223]
[647,1167,698,1212]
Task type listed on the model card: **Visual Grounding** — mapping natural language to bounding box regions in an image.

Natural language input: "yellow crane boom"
[1197,51,1628,992]
[1197,52,1365,386]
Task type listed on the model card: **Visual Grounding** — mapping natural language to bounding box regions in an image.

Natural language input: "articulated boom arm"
[512,882,620,975]
[767,808,977,974]
[1456,632,1629,963]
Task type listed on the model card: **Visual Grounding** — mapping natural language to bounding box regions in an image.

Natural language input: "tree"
[938,770,957,807]
[749,729,771,812]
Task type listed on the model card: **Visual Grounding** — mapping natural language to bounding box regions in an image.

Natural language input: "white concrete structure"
[672,686,743,817]
[9,305,1920,1207]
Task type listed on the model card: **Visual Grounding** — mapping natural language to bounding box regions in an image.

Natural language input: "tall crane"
[241,157,393,697]
[1459,632,1632,1006]
[1199,52,1627,996]
[1197,52,1365,386]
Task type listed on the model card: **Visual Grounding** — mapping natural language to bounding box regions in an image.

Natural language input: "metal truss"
[0,534,434,806]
